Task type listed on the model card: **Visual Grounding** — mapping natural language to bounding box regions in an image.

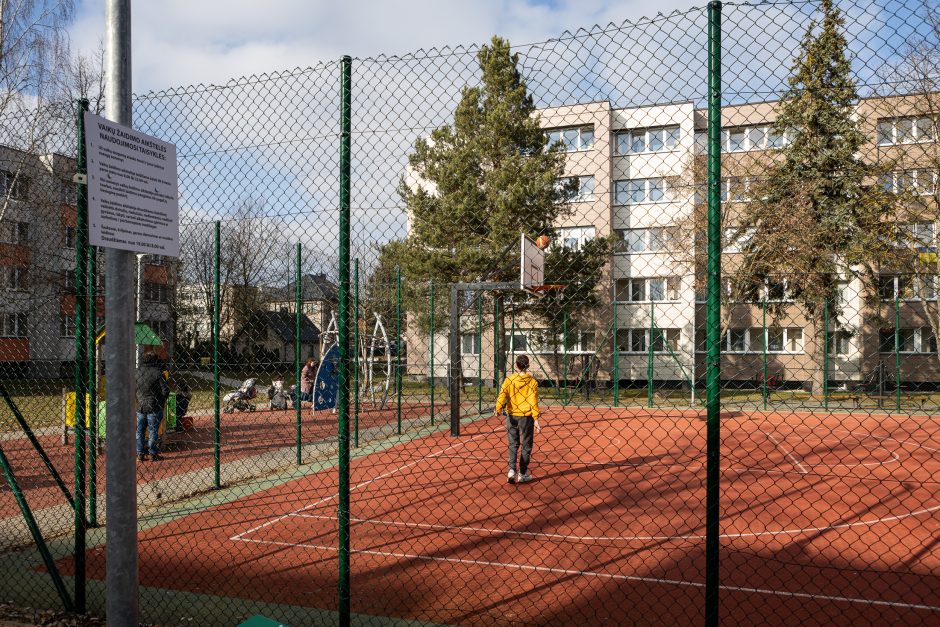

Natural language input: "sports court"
[67,407,940,625]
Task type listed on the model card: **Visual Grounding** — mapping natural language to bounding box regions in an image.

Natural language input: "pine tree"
[729,0,894,393]
[382,36,610,331]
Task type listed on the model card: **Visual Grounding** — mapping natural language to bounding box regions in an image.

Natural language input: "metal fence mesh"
[0,0,938,625]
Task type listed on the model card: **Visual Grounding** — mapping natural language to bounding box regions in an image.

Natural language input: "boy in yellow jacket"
[495,355,541,484]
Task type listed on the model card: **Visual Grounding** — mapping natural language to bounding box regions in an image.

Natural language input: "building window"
[461,333,480,355]
[0,267,28,290]
[765,278,791,302]
[615,125,680,154]
[143,281,169,303]
[60,314,76,338]
[695,125,791,153]
[880,327,936,353]
[546,126,594,152]
[877,116,937,146]
[614,227,679,253]
[725,328,747,353]
[556,175,596,202]
[558,226,596,251]
[505,331,528,353]
[923,328,938,353]
[722,227,755,253]
[723,124,790,152]
[719,177,753,203]
[617,328,680,353]
[0,313,27,338]
[881,169,938,195]
[0,221,28,245]
[895,222,936,250]
[837,280,852,307]
[614,178,667,205]
[763,327,802,353]
[0,170,29,201]
[830,330,852,355]
[615,277,680,302]
[878,274,934,300]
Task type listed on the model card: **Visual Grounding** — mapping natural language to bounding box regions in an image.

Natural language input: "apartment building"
[0,145,175,378]
[441,93,940,390]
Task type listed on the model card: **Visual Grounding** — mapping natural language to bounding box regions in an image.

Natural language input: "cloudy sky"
[69,0,703,94]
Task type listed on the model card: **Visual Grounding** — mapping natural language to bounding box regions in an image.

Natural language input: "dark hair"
[515,355,529,371]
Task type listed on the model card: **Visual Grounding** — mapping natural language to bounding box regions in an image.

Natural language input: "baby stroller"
[267,380,289,410]
[223,378,257,413]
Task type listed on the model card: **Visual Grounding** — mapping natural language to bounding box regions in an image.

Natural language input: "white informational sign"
[85,111,180,257]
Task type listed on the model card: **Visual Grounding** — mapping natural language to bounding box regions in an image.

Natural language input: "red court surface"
[71,408,940,625]
[0,402,427,518]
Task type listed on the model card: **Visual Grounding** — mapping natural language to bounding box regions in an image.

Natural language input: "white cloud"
[70,0,701,93]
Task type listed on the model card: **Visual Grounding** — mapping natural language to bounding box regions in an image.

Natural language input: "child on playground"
[495,355,541,484]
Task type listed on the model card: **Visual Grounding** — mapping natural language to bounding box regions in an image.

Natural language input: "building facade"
[0,146,176,377]
[412,94,940,391]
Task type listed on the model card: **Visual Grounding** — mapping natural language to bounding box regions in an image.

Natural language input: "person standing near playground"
[298,357,317,406]
[136,351,170,462]
[495,354,541,484]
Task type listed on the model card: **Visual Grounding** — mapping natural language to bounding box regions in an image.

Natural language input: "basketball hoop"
[524,283,565,297]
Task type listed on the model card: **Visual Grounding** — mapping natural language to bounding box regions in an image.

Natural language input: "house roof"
[235,310,320,344]
[270,273,338,303]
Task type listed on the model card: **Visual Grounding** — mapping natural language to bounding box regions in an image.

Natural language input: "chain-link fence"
[0,0,939,624]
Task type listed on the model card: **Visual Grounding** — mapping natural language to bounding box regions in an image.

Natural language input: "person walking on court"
[136,351,170,462]
[495,355,541,484]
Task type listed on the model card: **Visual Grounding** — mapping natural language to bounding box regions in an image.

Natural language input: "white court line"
[230,431,489,541]
[764,431,810,474]
[233,536,940,613]
[836,428,940,454]
[285,503,940,541]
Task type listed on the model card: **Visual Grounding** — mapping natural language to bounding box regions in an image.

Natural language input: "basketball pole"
[449,282,517,436]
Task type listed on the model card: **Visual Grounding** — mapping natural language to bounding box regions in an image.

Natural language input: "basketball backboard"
[521,234,545,293]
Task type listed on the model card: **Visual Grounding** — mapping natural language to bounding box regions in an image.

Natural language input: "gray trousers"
[506,414,534,474]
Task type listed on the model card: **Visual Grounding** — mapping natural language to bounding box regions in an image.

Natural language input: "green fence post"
[87,244,97,527]
[354,258,360,447]
[396,266,402,435]
[705,3,723,626]
[895,296,901,412]
[762,299,768,411]
[337,54,352,627]
[0,444,73,611]
[72,97,89,613]
[429,279,435,425]
[648,301,655,408]
[613,299,619,407]
[823,297,829,411]
[213,221,221,490]
[477,295,483,413]
[295,243,302,465]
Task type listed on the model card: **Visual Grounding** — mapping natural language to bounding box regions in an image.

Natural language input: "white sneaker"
[517,473,533,483]
[507,470,516,483]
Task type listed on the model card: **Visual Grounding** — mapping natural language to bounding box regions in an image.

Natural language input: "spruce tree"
[383,36,610,332]
[729,0,893,394]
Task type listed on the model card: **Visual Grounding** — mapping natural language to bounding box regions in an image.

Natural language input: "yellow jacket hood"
[495,372,540,421]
